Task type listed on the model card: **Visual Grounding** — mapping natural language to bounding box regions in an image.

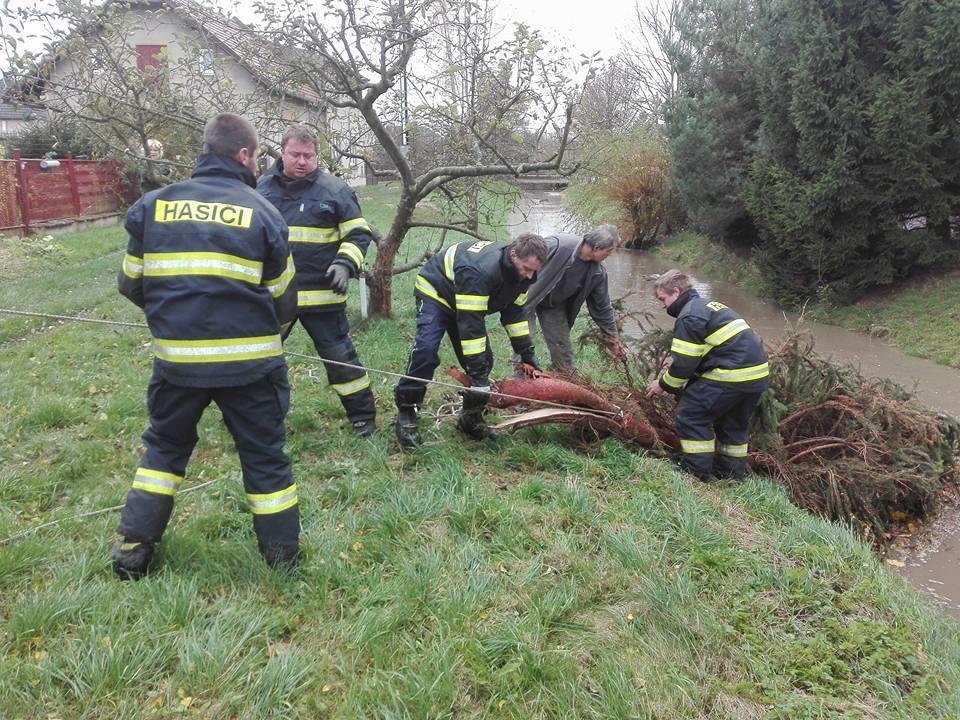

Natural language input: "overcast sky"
[497,0,638,59]
[1,0,642,68]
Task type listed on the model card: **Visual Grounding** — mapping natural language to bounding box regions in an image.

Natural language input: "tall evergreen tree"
[666,0,765,238]
[745,0,960,304]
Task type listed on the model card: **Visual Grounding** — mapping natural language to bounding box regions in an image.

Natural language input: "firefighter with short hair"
[394,234,547,449]
[257,125,377,437]
[113,113,299,578]
[646,269,769,481]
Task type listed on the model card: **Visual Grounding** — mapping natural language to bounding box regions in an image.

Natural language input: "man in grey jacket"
[520,224,627,371]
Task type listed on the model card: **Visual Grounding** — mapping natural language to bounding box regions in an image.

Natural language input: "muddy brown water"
[509,190,960,617]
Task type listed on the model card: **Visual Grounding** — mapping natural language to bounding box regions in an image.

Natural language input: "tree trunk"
[370,236,399,317]
[370,187,418,317]
[466,181,479,232]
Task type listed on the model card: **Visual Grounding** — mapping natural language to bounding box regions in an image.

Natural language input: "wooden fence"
[0,151,127,234]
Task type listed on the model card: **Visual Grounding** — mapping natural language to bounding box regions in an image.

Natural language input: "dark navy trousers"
[285,310,376,423]
[395,298,493,407]
[674,379,765,480]
[118,365,299,562]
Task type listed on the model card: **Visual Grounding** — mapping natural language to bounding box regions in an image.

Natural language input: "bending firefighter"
[257,124,376,436]
[394,235,547,449]
[521,224,627,371]
[645,270,769,481]
[113,113,300,579]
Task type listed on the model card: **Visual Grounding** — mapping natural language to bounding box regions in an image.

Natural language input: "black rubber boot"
[457,392,500,441]
[351,419,376,438]
[395,405,422,449]
[111,539,154,580]
[260,543,301,569]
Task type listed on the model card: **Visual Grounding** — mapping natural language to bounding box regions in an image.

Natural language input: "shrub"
[569,128,676,249]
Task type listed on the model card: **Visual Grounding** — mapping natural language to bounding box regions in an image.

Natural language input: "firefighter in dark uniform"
[257,125,376,437]
[646,269,769,480]
[112,113,300,579]
[394,234,548,449]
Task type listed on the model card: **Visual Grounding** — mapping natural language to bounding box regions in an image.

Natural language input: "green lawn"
[1,189,958,719]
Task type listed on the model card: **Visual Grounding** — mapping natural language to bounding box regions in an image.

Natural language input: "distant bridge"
[513,173,570,191]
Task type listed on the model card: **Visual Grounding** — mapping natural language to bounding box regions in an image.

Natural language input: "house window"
[136,45,167,72]
[199,48,215,76]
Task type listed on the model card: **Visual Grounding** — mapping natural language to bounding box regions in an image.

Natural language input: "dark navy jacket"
[416,240,535,379]
[119,153,297,388]
[659,289,769,395]
[257,160,373,313]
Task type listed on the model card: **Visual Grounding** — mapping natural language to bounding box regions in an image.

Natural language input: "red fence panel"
[0,153,126,232]
[74,161,125,216]
[21,160,75,223]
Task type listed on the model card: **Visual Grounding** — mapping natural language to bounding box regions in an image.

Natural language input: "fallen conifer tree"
[448,321,959,545]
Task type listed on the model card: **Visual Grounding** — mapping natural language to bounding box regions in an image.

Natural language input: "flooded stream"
[509,190,960,617]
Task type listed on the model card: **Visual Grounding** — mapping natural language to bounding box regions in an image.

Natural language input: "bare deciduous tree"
[256,0,585,315]
[619,0,687,125]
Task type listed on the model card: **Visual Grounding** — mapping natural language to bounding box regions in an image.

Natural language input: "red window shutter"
[136,45,166,72]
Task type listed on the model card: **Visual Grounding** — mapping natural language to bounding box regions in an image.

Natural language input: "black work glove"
[518,346,541,371]
[325,263,351,295]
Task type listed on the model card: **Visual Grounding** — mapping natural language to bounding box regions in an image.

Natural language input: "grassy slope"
[652,232,960,370]
[0,188,958,719]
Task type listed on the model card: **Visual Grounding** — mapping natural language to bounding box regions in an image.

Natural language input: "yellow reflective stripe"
[701,362,769,383]
[264,255,296,298]
[662,371,687,389]
[143,252,263,283]
[514,292,528,306]
[288,225,338,243]
[339,217,371,236]
[680,438,715,454]
[415,276,451,309]
[299,290,347,307]
[671,338,709,357]
[247,484,298,515]
[503,321,529,338]
[443,244,458,281]
[705,319,749,347]
[455,294,489,312]
[154,199,252,228]
[337,242,363,267]
[153,335,283,363]
[131,467,183,496]
[461,336,487,356]
[719,443,749,457]
[332,374,371,396]
[123,254,144,278]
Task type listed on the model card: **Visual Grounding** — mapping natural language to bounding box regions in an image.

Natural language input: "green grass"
[1,187,959,718]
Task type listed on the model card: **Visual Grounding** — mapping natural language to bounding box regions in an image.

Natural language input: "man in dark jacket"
[521,224,627,371]
[646,269,768,481]
[113,113,300,579]
[257,125,376,437]
[394,234,547,449]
